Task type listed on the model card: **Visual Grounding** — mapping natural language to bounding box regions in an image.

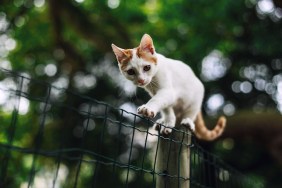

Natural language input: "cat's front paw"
[137,105,156,118]
[153,118,174,135]
[153,118,164,131]
[181,118,195,132]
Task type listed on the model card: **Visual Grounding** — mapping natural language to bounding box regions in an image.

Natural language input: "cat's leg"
[180,108,198,132]
[153,107,176,134]
[153,110,165,131]
[181,117,195,131]
[137,89,176,118]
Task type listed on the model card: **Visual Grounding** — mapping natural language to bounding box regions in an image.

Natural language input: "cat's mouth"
[137,82,147,87]
[136,79,150,87]
[137,81,150,87]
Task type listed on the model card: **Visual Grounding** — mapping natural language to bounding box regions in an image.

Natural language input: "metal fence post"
[156,125,191,188]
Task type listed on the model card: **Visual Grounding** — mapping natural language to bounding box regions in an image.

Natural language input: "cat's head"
[111,34,158,87]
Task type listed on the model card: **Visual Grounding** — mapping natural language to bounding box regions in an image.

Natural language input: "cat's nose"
[138,79,145,85]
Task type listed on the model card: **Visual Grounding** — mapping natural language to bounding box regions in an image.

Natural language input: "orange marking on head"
[136,47,157,65]
[120,62,129,71]
[118,49,132,63]
[117,49,133,71]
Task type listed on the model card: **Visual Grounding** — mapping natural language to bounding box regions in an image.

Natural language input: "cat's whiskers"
[149,80,159,90]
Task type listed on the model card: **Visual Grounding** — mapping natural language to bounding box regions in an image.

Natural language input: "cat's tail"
[194,112,226,141]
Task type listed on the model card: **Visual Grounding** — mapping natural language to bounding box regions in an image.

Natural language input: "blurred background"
[1,0,282,187]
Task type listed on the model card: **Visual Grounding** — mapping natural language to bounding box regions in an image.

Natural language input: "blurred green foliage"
[1,0,282,187]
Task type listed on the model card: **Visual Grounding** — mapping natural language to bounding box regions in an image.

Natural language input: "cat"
[111,34,226,141]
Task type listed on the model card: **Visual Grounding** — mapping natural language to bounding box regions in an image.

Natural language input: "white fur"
[112,35,204,134]
[138,53,204,134]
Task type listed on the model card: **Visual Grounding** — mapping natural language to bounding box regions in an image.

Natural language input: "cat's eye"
[127,69,135,75]
[143,65,151,72]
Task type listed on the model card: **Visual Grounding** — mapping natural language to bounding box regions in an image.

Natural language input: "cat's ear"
[111,44,130,63]
[139,34,155,55]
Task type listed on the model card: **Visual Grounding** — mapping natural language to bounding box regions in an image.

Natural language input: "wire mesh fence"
[0,67,254,188]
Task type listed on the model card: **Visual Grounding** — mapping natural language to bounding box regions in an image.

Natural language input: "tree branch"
[48,0,86,74]
[57,0,132,51]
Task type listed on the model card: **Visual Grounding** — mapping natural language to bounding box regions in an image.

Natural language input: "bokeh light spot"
[207,94,224,111]
[201,50,231,81]
[44,64,57,77]
[257,0,274,14]
[107,0,120,9]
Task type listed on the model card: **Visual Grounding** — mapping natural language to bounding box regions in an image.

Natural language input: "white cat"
[111,34,226,140]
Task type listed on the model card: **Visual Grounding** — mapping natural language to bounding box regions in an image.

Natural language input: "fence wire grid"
[0,68,254,188]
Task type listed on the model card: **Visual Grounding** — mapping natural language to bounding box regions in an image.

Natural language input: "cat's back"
[156,53,196,80]
[156,53,203,93]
